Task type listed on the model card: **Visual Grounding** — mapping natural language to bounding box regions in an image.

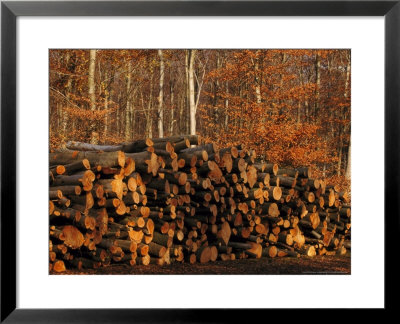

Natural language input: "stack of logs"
[49,135,351,272]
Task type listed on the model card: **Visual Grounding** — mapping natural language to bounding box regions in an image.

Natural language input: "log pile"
[49,135,351,272]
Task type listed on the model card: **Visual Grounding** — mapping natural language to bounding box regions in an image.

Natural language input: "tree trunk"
[158,50,165,138]
[345,138,351,180]
[103,70,109,138]
[62,53,72,137]
[88,49,97,144]
[254,56,262,105]
[147,72,154,138]
[225,80,229,130]
[315,51,321,117]
[66,141,122,152]
[188,49,197,135]
[169,76,175,135]
[344,51,351,99]
[125,61,132,141]
[337,138,343,176]
[50,150,125,168]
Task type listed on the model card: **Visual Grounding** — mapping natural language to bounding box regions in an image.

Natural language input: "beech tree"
[158,49,165,138]
[187,49,197,135]
[88,49,97,143]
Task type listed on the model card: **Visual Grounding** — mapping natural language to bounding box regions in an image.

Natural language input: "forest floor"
[52,253,350,275]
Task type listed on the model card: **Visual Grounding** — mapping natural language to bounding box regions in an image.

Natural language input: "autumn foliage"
[49,49,350,191]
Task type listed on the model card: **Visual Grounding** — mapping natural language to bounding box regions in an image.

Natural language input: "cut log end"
[52,260,66,273]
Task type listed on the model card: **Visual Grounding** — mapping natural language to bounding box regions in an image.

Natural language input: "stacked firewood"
[49,135,351,272]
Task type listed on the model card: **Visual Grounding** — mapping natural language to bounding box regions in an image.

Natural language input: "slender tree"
[88,49,97,143]
[125,60,132,140]
[158,49,165,138]
[345,137,351,180]
[187,49,197,135]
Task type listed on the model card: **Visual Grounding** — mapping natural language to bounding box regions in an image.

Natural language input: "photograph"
[48,49,351,275]
[2,0,395,318]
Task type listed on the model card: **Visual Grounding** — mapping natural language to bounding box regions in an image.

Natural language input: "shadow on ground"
[52,254,350,275]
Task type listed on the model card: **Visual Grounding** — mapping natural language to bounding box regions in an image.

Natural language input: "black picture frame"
[1,0,398,321]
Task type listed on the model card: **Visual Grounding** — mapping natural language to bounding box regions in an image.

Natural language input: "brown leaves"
[49,49,351,180]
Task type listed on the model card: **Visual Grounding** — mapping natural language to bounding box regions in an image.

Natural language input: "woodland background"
[49,49,351,189]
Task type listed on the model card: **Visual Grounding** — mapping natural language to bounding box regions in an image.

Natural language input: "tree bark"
[345,137,351,180]
[50,151,125,168]
[188,49,197,135]
[88,49,97,144]
[315,51,321,117]
[158,50,165,138]
[125,61,132,141]
[169,75,175,135]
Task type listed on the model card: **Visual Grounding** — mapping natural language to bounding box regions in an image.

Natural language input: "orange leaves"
[198,49,350,176]
[49,49,350,179]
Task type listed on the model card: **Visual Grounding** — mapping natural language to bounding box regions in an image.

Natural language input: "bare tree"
[345,137,351,180]
[158,50,165,138]
[88,49,97,143]
[344,52,351,181]
[125,61,132,140]
[169,74,175,135]
[187,49,197,135]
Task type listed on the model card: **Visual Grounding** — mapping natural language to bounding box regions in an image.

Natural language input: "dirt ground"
[53,253,350,275]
